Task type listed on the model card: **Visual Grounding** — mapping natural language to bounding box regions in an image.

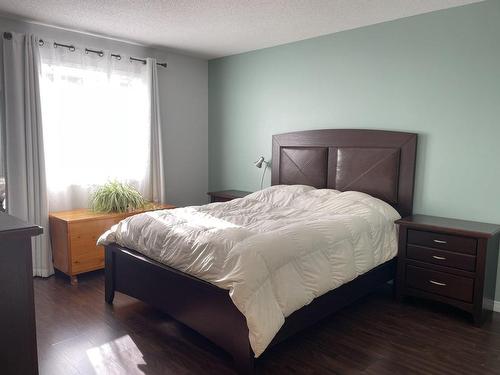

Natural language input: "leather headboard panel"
[271,129,417,217]
[334,147,400,204]
[279,147,328,188]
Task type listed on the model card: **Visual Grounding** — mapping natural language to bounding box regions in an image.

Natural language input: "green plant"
[90,181,146,213]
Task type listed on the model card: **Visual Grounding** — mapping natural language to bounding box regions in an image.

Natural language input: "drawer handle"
[429,280,447,286]
[432,255,446,260]
[433,239,447,244]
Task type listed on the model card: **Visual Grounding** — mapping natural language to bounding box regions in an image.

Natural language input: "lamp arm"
[260,163,269,190]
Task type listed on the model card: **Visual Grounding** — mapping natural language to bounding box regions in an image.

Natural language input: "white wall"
[0,16,208,207]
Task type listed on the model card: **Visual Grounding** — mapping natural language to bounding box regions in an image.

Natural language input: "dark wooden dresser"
[396,214,500,325]
[207,190,251,203]
[0,213,42,375]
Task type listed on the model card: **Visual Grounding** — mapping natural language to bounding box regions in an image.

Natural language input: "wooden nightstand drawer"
[70,220,113,254]
[406,265,474,303]
[407,229,477,255]
[71,248,105,274]
[406,245,476,272]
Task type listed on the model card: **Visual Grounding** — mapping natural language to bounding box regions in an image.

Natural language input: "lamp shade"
[254,156,265,168]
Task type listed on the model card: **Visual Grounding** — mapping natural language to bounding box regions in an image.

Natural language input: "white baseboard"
[494,300,500,313]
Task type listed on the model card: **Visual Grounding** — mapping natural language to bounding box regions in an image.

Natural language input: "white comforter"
[98,185,400,357]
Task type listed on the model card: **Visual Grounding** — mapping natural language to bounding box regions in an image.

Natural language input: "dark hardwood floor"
[35,271,500,374]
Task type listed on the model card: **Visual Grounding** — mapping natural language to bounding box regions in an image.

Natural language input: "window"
[39,47,152,211]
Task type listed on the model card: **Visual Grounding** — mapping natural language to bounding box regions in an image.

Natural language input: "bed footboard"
[104,244,254,374]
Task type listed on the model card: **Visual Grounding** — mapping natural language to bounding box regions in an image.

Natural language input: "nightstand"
[207,190,252,203]
[395,214,500,325]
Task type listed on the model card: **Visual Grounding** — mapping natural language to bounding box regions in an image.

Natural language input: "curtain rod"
[45,40,167,68]
[2,32,167,68]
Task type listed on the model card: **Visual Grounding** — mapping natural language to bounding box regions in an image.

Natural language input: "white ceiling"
[0,0,483,59]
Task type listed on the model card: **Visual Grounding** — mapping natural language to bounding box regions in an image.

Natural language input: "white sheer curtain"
[38,42,164,212]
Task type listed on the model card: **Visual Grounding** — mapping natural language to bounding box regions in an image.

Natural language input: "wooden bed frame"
[105,129,417,373]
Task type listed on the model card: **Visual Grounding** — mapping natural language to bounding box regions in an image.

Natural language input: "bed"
[101,129,417,373]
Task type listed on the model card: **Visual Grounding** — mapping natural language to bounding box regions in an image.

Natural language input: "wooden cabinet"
[207,190,251,203]
[396,214,500,325]
[0,213,43,375]
[49,204,175,284]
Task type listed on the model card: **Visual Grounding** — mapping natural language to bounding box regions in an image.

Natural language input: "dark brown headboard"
[271,129,417,217]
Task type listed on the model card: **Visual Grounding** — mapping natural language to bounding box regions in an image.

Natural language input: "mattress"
[98,184,400,357]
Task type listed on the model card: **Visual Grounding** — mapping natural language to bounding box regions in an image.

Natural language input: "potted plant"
[90,181,146,213]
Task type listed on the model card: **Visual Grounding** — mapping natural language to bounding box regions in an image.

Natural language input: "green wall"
[209,1,500,299]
